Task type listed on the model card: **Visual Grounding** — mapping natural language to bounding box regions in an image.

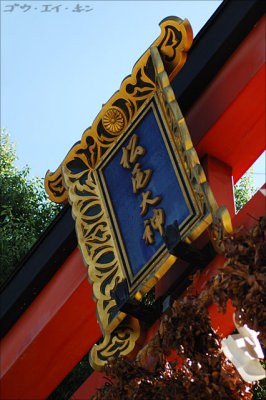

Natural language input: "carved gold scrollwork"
[90,316,141,372]
[150,46,232,243]
[45,17,193,204]
[62,165,126,333]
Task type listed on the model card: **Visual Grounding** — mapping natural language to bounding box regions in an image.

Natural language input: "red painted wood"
[202,155,235,217]
[70,371,108,400]
[0,248,102,400]
[187,15,265,184]
[195,65,265,184]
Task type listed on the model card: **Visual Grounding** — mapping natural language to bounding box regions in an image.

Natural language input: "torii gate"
[0,2,265,398]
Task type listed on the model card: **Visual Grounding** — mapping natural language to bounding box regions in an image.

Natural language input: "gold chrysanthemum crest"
[103,107,126,134]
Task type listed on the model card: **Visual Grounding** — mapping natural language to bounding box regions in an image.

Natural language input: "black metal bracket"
[111,221,217,325]
[112,280,162,325]
[120,298,162,325]
[163,220,216,267]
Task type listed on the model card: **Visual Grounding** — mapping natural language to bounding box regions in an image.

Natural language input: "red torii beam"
[0,249,102,399]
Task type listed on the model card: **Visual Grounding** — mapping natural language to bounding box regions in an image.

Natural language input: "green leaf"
[0,129,63,287]
[234,167,257,213]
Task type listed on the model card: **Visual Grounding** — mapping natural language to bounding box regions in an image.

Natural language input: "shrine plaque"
[94,95,204,295]
[45,18,227,342]
[45,18,233,369]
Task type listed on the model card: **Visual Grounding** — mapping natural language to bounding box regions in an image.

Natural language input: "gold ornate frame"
[45,17,232,370]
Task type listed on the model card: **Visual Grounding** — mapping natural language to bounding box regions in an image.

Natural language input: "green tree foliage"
[234,168,257,213]
[252,359,266,400]
[0,129,62,287]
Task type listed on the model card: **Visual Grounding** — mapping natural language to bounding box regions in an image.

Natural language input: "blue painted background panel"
[103,106,191,281]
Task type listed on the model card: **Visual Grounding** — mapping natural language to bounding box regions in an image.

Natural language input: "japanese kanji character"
[120,134,145,169]
[20,4,31,12]
[127,134,145,164]
[120,147,131,169]
[131,163,152,194]
[151,209,165,236]
[72,4,84,12]
[140,191,161,216]
[143,220,154,246]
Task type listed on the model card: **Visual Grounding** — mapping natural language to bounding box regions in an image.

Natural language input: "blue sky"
[1,0,265,188]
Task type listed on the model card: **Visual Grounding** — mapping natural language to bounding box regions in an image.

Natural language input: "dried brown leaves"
[202,214,266,346]
[93,299,250,399]
[92,216,265,399]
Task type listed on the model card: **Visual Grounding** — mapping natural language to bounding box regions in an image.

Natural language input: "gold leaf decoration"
[90,316,141,372]
[62,165,126,333]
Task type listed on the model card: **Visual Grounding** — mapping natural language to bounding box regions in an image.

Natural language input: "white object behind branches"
[221,315,265,383]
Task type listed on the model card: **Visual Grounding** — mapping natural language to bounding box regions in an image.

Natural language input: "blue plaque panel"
[96,98,196,289]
